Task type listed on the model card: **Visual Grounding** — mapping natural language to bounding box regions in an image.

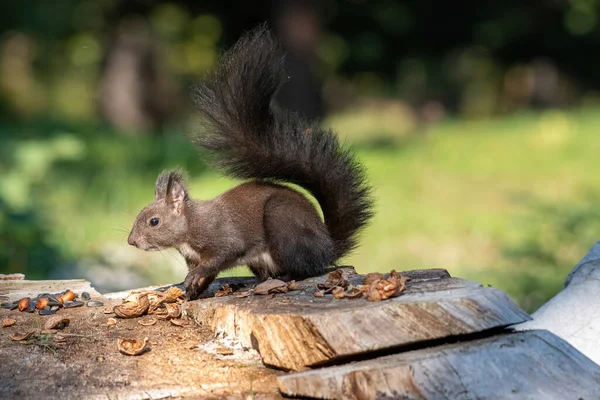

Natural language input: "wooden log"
[513,240,600,365]
[278,330,600,399]
[0,273,25,280]
[184,267,530,371]
[0,279,104,302]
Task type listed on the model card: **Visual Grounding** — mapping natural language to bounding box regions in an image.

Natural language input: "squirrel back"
[191,26,374,261]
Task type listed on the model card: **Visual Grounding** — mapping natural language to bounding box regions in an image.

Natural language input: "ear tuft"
[155,171,171,201]
[155,170,189,211]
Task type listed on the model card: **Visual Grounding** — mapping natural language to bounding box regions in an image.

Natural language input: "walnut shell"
[163,286,183,303]
[363,273,385,286]
[10,331,34,341]
[157,303,181,320]
[138,317,157,326]
[117,337,149,356]
[113,293,149,319]
[254,279,288,295]
[43,316,70,330]
[317,269,350,293]
[170,318,190,327]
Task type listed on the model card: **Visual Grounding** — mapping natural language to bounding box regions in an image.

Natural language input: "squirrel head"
[128,170,189,251]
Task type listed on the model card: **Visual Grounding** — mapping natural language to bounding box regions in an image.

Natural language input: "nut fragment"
[332,287,346,299]
[363,273,385,286]
[170,318,190,327]
[2,319,16,328]
[146,292,162,313]
[318,269,350,292]
[389,270,411,288]
[215,284,233,297]
[43,316,70,330]
[344,287,365,299]
[117,337,149,356]
[365,270,410,302]
[286,281,301,291]
[10,331,34,341]
[113,293,149,318]
[138,317,157,326]
[254,279,288,295]
[157,303,181,320]
[163,286,183,303]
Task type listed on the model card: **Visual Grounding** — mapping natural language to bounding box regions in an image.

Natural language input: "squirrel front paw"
[184,270,216,300]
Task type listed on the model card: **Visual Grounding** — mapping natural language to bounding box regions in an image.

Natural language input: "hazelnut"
[18,298,30,312]
[36,298,49,310]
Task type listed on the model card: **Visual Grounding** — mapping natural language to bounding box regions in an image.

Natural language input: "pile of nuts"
[0,290,104,315]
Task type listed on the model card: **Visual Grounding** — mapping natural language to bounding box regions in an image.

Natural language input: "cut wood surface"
[183,267,530,371]
[0,279,104,303]
[278,330,600,400]
[0,291,279,399]
[514,241,600,365]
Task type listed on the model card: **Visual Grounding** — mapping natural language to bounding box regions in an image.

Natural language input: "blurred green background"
[1,0,600,312]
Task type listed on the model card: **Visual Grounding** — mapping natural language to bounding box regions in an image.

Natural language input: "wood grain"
[278,330,600,399]
[184,267,530,370]
[0,279,104,302]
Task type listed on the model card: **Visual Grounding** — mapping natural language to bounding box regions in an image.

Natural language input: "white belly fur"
[179,243,200,261]
[179,243,281,276]
[235,251,281,276]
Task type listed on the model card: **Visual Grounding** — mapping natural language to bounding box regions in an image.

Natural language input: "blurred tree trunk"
[100,17,179,135]
[270,0,324,121]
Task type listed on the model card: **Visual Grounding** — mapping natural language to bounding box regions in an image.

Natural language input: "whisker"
[99,226,131,239]
[168,250,187,269]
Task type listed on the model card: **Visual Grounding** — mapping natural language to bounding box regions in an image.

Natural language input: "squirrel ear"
[155,170,171,201]
[167,178,188,215]
[166,170,188,215]
[155,170,189,214]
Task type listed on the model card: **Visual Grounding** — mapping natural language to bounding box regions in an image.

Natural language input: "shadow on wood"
[278,330,600,399]
[183,267,530,371]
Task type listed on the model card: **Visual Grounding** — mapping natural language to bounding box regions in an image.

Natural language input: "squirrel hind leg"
[247,253,281,280]
[263,196,334,281]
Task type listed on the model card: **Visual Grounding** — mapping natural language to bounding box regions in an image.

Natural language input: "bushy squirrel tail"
[191,25,374,260]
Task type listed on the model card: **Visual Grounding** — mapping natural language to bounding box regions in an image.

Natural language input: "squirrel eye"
[150,217,160,227]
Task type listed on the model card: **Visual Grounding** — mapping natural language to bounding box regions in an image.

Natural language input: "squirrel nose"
[128,235,137,247]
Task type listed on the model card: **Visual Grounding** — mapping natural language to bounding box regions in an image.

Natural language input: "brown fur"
[128,176,330,299]
[128,27,373,300]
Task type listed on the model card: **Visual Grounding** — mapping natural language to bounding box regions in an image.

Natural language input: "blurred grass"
[2,107,600,312]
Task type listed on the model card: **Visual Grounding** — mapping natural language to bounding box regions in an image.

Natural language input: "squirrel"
[127,26,374,300]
